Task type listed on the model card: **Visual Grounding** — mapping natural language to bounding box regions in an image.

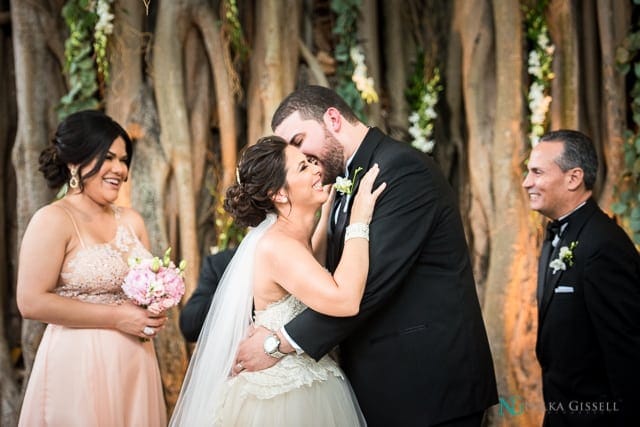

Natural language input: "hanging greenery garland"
[523,0,554,147]
[613,6,640,246]
[94,0,114,84]
[331,0,378,121]
[58,0,114,120]
[406,51,442,154]
[222,0,248,63]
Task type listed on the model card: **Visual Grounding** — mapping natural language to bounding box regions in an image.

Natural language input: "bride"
[170,135,385,426]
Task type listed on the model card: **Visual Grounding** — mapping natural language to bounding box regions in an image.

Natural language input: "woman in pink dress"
[17,110,167,426]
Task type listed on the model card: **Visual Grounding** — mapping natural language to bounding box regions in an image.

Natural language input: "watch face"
[264,335,279,353]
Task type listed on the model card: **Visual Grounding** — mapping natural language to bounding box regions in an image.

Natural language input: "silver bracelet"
[345,223,369,242]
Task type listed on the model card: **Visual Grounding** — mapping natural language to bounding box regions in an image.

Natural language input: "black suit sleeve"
[583,226,640,422]
[285,148,450,359]
[179,248,236,342]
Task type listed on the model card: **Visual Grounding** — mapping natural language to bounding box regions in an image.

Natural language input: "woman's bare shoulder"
[256,227,303,257]
[24,202,74,243]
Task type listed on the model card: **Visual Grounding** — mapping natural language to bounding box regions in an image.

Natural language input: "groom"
[234,86,498,426]
[523,130,640,426]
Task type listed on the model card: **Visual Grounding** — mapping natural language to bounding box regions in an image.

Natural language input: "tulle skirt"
[19,324,166,427]
[214,372,366,427]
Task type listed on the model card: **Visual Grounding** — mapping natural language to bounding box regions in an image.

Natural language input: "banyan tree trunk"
[11,0,66,406]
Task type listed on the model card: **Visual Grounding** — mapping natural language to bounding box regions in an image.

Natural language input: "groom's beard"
[319,127,345,185]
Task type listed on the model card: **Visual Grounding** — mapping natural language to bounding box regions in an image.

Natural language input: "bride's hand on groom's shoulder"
[351,164,386,225]
[232,326,281,375]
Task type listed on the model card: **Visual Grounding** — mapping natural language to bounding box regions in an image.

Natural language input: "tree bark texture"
[382,0,410,141]
[10,0,66,406]
[358,0,382,128]
[483,1,542,426]
[548,0,580,129]
[247,0,301,146]
[595,0,629,211]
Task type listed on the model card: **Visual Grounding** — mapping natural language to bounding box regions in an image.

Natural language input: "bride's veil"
[169,213,277,426]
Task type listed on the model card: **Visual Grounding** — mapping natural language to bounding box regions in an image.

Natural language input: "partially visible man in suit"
[179,248,235,342]
[233,85,498,426]
[523,129,640,426]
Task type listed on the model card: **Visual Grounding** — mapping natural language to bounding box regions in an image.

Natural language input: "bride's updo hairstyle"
[39,110,133,190]
[224,136,289,227]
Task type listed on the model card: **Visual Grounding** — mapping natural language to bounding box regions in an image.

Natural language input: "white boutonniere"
[333,166,363,195]
[549,241,578,274]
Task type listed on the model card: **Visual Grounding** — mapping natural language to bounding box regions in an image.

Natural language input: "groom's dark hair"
[271,85,360,130]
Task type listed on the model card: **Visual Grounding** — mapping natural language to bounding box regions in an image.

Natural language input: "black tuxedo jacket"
[179,248,236,342]
[536,198,640,426]
[285,128,497,426]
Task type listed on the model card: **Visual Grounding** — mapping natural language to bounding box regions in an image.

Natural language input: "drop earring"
[69,166,79,189]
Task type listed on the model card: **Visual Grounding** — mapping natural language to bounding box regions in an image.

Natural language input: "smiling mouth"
[104,178,121,186]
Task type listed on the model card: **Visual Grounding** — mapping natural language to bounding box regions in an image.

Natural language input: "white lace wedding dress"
[170,215,365,426]
[212,294,366,426]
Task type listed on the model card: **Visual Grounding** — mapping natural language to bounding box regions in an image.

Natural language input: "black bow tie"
[545,219,567,241]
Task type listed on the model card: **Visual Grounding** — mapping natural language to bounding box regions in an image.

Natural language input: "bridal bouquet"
[122,248,187,313]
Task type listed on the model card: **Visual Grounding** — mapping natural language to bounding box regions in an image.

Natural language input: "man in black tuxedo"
[233,86,498,426]
[523,130,640,426]
[179,248,235,342]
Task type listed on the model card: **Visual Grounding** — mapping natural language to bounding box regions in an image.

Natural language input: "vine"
[523,0,554,146]
[613,3,640,246]
[331,0,378,120]
[219,0,247,99]
[406,51,442,154]
[94,0,114,84]
[58,0,114,120]
[222,0,249,63]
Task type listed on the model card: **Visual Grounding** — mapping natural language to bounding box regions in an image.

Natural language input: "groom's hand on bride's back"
[232,326,291,375]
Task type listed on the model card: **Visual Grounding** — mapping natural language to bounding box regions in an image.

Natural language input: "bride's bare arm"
[266,165,385,316]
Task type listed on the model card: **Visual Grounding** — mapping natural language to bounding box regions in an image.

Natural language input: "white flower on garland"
[408,69,442,154]
[528,81,552,141]
[350,45,379,104]
[95,0,114,35]
[527,27,555,146]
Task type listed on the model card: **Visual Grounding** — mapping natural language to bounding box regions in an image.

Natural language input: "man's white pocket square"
[554,285,574,294]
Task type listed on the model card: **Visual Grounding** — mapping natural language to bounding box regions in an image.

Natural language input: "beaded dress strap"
[58,205,87,249]
[110,205,138,238]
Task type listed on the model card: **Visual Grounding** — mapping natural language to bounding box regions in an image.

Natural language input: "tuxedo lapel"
[538,199,599,322]
[539,243,564,318]
[537,239,552,309]
[334,193,349,234]
[330,192,344,231]
[326,128,385,272]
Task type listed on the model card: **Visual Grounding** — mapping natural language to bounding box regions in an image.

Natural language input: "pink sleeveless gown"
[18,206,167,427]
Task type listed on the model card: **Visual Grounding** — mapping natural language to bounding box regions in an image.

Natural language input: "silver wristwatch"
[263,333,286,359]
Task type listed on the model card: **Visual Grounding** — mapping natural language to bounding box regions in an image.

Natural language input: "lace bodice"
[232,295,344,399]
[57,206,150,304]
[253,294,308,329]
